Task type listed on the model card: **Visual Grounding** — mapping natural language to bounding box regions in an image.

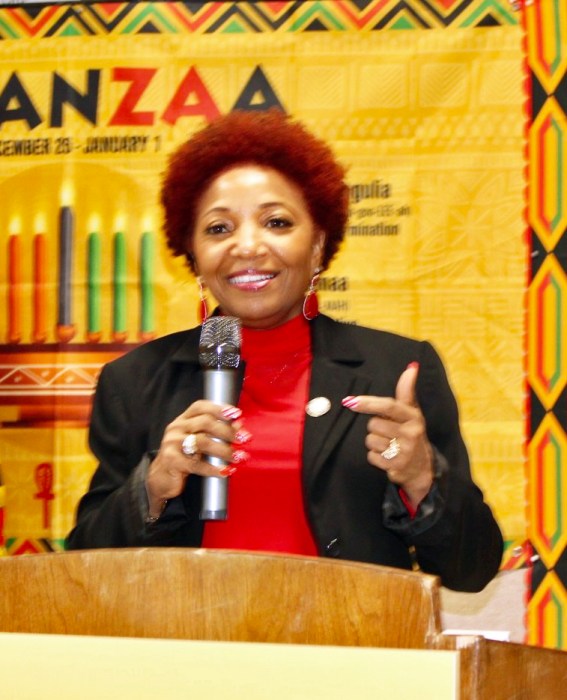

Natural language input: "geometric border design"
[528,570,567,648]
[0,1,520,40]
[529,100,567,250]
[527,413,567,570]
[0,364,100,397]
[527,255,567,408]
[4,536,63,555]
[524,0,567,94]
[525,0,567,651]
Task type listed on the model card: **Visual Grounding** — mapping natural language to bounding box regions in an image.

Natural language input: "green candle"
[140,231,155,340]
[87,232,101,342]
[113,231,127,342]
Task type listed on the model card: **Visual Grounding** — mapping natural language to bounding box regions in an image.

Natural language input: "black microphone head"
[199,317,241,369]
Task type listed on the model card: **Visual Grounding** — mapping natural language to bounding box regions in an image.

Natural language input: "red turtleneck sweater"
[202,314,318,555]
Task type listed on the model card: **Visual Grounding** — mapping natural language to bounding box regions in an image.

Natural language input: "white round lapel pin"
[306,397,331,417]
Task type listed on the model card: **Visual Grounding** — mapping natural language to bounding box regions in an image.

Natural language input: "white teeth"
[230,273,274,285]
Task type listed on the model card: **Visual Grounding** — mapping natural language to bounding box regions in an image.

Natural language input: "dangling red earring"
[197,276,209,323]
[303,268,321,321]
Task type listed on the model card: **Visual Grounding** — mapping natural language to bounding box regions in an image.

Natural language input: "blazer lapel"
[302,316,372,491]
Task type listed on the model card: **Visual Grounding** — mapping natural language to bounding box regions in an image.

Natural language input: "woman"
[67,110,503,592]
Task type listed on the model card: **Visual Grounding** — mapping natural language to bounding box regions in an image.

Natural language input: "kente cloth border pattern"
[0,0,519,39]
[524,0,567,651]
[4,536,63,555]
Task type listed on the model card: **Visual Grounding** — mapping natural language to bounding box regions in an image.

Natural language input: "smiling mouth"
[228,272,276,288]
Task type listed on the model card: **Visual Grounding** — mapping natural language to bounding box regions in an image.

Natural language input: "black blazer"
[67,314,503,592]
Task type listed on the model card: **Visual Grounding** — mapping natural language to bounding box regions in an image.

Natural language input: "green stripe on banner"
[550,433,563,550]
[0,15,19,39]
[460,0,519,27]
[122,5,178,34]
[550,275,562,391]
[289,2,348,31]
[551,3,563,74]
[551,117,564,232]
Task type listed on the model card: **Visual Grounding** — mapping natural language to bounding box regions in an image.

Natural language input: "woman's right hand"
[145,401,249,516]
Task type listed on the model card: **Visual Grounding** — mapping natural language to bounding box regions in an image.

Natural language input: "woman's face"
[190,165,324,329]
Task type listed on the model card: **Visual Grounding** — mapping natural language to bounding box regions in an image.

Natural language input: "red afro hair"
[160,109,349,273]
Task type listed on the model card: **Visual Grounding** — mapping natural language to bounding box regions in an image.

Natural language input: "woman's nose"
[231,222,264,257]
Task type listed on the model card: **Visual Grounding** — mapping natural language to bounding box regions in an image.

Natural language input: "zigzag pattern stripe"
[0,0,520,39]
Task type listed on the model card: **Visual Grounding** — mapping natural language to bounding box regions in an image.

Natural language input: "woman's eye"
[266,217,292,229]
[205,222,230,235]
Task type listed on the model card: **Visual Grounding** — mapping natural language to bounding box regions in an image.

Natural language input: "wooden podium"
[0,548,565,698]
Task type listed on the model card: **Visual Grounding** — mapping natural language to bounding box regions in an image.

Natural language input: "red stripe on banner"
[264,2,291,12]
[536,272,551,394]
[8,7,59,37]
[534,3,551,80]
[335,0,390,28]
[536,433,551,552]
[536,114,552,231]
[169,2,225,31]
[537,588,552,646]
[95,3,129,20]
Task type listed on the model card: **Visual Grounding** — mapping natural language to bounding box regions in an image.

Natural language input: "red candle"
[33,233,48,343]
[7,234,22,344]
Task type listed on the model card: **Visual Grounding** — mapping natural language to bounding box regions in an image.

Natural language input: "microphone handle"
[200,368,238,521]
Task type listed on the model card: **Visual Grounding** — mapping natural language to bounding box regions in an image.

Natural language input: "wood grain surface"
[0,547,441,647]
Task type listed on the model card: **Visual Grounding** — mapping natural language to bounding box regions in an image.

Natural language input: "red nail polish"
[219,466,237,477]
[222,407,242,421]
[231,450,249,464]
[407,361,419,370]
[234,429,252,445]
[342,396,358,409]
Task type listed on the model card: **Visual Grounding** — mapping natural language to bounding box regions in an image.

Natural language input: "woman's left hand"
[342,362,434,509]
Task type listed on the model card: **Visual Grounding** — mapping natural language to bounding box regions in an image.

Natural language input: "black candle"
[57,205,75,342]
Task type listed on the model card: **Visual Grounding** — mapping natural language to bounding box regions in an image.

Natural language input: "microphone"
[198,316,242,520]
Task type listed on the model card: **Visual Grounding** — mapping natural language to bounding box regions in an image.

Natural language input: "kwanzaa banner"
[0,1,526,592]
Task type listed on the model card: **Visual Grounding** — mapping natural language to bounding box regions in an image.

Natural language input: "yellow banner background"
[0,29,525,548]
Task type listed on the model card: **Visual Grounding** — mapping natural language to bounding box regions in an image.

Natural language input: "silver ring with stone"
[181,433,198,457]
[381,437,401,460]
